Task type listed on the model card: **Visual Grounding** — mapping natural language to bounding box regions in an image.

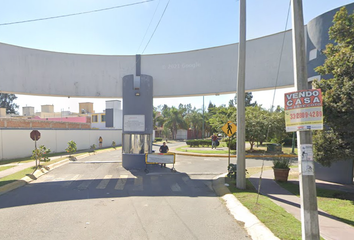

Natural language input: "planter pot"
[273,168,290,182]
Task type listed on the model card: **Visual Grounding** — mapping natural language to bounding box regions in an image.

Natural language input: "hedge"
[186,139,212,147]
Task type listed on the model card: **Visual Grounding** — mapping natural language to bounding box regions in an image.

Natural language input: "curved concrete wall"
[307,3,354,80]
[0,30,294,98]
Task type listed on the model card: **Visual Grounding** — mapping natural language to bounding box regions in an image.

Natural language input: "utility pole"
[236,0,246,189]
[291,1,320,239]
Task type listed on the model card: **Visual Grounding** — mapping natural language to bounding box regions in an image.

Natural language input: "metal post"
[291,1,320,239]
[292,132,295,154]
[236,0,246,189]
[228,137,231,167]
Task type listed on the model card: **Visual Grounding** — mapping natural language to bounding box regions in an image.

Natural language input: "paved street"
[0,146,256,240]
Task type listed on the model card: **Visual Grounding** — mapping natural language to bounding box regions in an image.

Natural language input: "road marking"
[96,175,112,189]
[61,174,81,187]
[114,175,128,190]
[77,177,95,190]
[182,176,190,185]
[133,176,143,191]
[151,176,162,191]
[170,183,181,192]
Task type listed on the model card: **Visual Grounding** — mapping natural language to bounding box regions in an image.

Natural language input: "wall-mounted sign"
[124,115,145,132]
[284,89,323,132]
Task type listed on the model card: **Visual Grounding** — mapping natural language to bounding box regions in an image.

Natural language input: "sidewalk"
[0,155,71,179]
[249,169,354,240]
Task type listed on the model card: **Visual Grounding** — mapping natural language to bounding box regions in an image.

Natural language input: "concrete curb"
[212,173,280,240]
[174,152,296,159]
[0,148,119,195]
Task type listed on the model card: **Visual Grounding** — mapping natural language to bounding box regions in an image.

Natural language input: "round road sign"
[30,130,41,141]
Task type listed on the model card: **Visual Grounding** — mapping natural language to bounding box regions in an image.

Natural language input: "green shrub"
[272,157,291,169]
[66,140,77,155]
[186,139,212,147]
[228,138,237,150]
[90,144,96,152]
[32,145,51,163]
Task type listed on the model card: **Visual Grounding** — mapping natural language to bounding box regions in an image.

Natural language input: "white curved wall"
[0,30,294,98]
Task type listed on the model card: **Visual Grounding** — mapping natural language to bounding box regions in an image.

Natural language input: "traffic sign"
[30,130,41,141]
[222,121,237,137]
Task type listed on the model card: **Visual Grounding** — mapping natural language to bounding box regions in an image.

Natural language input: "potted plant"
[272,157,291,182]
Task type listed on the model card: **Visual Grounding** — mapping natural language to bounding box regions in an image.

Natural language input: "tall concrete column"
[236,0,246,189]
[291,0,320,239]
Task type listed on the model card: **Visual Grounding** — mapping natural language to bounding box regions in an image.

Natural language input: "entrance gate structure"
[0,3,350,168]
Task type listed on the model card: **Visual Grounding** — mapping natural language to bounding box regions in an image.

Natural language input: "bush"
[155,137,162,142]
[186,139,212,147]
[272,157,291,169]
[90,144,96,152]
[66,140,77,155]
[228,138,237,150]
[112,141,116,149]
[32,145,51,163]
[282,138,295,147]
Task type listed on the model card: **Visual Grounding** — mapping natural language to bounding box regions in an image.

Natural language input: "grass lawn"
[176,145,236,154]
[0,166,35,187]
[0,166,15,172]
[176,143,298,157]
[278,182,354,227]
[226,177,303,240]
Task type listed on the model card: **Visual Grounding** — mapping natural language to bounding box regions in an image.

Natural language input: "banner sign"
[145,153,175,164]
[284,89,323,132]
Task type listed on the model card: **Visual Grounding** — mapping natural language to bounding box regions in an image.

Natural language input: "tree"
[313,7,354,166]
[185,108,203,138]
[208,105,236,134]
[230,92,257,107]
[245,106,270,150]
[163,106,188,139]
[0,93,19,114]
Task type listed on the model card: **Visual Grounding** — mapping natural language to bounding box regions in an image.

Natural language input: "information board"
[124,115,145,132]
[284,89,323,132]
[145,153,175,164]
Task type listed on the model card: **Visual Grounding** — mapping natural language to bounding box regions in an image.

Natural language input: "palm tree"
[186,108,203,139]
[164,106,188,139]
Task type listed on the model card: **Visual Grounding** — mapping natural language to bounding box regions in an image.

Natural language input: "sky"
[0,0,353,114]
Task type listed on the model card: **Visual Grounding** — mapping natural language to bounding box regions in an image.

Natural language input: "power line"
[141,0,171,54]
[136,0,162,53]
[0,0,155,26]
[270,0,292,112]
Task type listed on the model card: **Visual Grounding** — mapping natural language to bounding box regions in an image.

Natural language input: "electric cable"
[256,0,291,205]
[0,1,155,26]
[136,0,162,53]
[141,0,171,54]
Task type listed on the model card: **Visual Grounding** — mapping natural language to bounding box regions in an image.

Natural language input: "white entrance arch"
[0,30,294,98]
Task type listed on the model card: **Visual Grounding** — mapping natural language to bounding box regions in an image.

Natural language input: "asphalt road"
[0,145,269,240]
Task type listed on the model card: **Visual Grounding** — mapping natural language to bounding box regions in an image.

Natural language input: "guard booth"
[122,74,153,169]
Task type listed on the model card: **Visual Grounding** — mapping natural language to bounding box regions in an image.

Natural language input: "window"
[101,114,105,122]
[92,115,98,123]
[309,49,317,61]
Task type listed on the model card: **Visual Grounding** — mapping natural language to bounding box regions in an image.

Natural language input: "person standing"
[99,136,103,148]
[211,134,218,149]
[159,142,169,167]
